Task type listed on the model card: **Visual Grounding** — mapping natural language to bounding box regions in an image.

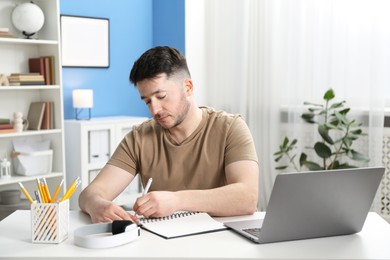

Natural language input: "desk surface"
[0,211,390,260]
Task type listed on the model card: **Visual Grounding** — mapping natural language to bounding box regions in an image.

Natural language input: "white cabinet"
[64,116,148,209]
[0,0,65,202]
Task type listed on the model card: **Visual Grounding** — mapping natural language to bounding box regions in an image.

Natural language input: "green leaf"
[335,111,349,125]
[324,123,338,129]
[304,102,323,107]
[273,150,284,156]
[339,108,350,115]
[301,113,316,123]
[348,150,370,162]
[302,161,324,171]
[329,101,345,109]
[282,137,289,148]
[314,142,332,158]
[289,139,298,147]
[299,153,307,167]
[318,125,334,144]
[350,129,362,135]
[274,154,284,162]
[323,89,335,101]
[342,137,353,148]
[275,166,288,170]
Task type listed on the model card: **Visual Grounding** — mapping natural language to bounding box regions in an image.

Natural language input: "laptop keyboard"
[243,228,261,238]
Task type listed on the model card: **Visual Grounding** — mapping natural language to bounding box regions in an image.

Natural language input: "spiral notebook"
[138,212,227,239]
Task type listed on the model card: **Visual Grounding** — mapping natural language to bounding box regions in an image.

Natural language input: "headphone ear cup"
[112,220,134,235]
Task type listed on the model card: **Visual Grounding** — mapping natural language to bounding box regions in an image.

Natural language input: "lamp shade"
[73,89,93,108]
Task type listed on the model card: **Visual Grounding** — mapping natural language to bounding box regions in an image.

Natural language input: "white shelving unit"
[64,116,148,209]
[0,0,65,204]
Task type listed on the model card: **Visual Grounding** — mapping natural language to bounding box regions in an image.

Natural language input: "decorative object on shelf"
[13,112,23,133]
[73,89,93,120]
[11,2,45,39]
[0,157,11,179]
[0,74,9,86]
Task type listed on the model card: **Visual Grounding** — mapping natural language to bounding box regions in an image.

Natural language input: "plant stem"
[286,152,300,172]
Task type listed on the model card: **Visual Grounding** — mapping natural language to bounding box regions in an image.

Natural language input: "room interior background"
[185,0,390,215]
[59,0,390,219]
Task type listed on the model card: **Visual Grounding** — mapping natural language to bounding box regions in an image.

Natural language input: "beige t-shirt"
[107,106,258,190]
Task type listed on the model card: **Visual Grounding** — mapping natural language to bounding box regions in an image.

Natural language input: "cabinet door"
[88,129,110,164]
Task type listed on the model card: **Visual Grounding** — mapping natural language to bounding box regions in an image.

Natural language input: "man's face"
[137,73,191,129]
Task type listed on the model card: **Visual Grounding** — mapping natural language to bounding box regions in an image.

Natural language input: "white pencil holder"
[31,199,69,244]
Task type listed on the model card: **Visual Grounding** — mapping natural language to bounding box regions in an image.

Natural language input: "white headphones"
[74,220,140,249]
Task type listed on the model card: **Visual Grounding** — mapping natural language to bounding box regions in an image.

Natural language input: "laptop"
[224,167,385,244]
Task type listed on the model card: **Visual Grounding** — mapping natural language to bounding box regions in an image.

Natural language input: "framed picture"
[61,15,110,68]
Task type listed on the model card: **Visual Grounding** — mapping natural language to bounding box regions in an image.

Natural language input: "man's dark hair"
[129,46,191,86]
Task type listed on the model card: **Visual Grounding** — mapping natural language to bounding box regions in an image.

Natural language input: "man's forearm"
[176,182,258,216]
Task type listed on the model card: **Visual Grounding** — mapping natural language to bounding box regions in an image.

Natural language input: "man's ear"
[183,78,193,96]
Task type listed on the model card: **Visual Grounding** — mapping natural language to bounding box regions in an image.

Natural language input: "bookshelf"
[0,0,65,208]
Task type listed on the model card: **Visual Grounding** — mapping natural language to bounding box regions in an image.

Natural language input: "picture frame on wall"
[60,15,110,68]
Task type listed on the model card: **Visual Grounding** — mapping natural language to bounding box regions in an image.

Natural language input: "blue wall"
[60,0,185,119]
[153,0,185,54]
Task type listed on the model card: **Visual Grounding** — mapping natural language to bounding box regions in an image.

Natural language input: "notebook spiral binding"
[140,211,199,223]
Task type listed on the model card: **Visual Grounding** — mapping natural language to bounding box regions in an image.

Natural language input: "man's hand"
[133,191,178,218]
[87,197,137,224]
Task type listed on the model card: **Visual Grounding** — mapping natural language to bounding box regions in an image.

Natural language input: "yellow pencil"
[60,177,80,202]
[50,178,64,203]
[42,178,52,203]
[18,182,34,204]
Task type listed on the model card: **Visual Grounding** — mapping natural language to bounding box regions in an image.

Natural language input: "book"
[138,211,227,239]
[0,123,13,129]
[41,101,54,130]
[43,56,56,85]
[8,81,45,86]
[28,58,48,85]
[0,31,16,38]
[43,57,52,85]
[9,73,45,81]
[0,118,11,124]
[0,128,16,134]
[27,102,46,130]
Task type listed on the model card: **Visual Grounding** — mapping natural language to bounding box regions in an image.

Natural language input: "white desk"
[0,211,390,259]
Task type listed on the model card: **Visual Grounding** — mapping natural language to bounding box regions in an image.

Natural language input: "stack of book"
[27,101,55,130]
[29,56,56,85]
[0,118,15,134]
[8,73,45,86]
[0,28,16,38]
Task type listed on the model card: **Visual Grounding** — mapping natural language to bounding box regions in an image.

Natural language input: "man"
[79,46,259,223]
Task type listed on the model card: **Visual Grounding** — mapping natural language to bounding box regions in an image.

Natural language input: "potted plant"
[274,89,369,171]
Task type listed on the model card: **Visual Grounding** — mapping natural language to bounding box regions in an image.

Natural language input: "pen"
[34,190,42,203]
[143,178,153,196]
[50,178,64,203]
[18,182,34,204]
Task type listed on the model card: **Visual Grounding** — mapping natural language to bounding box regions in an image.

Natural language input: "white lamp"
[73,89,93,120]
[11,2,45,39]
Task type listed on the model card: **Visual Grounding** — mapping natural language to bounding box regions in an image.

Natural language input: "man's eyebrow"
[140,90,166,100]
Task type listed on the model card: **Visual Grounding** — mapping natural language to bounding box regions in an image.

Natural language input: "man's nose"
[149,101,162,116]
